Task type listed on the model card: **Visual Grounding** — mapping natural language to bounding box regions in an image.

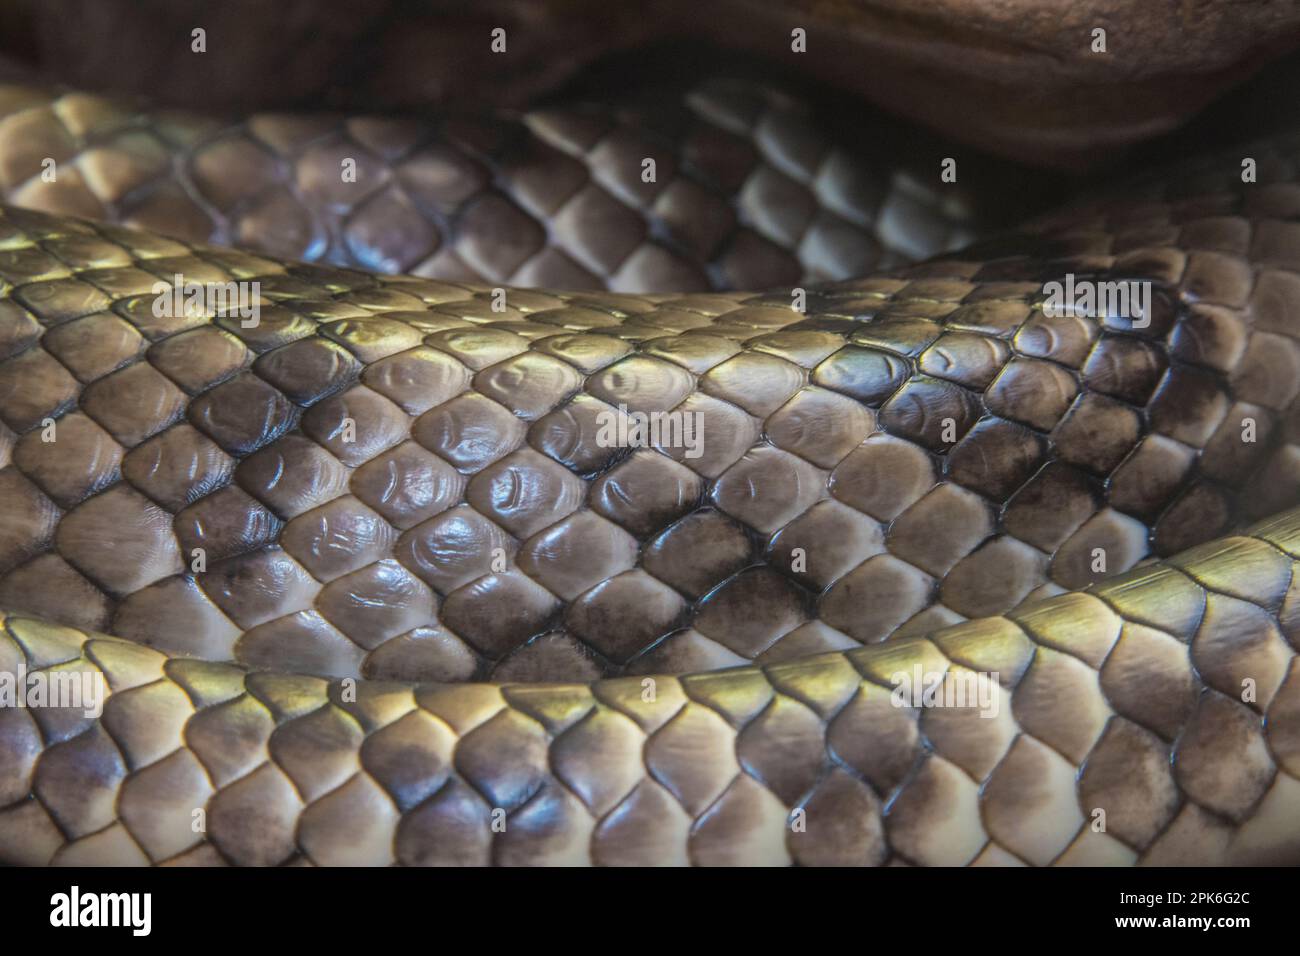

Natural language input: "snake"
[0,35,1299,868]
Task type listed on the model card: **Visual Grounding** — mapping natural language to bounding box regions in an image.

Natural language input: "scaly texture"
[0,119,1298,864]
[2,510,1299,866]
[0,79,980,292]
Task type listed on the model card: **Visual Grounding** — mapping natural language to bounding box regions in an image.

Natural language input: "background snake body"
[1,11,1300,867]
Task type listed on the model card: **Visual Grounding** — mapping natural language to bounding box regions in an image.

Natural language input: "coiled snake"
[1,44,1299,867]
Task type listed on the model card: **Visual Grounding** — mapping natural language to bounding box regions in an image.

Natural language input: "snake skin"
[3,507,1299,866]
[0,79,981,293]
[1,113,1299,864]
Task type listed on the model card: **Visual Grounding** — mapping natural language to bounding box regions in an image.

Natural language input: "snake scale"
[1,46,1300,868]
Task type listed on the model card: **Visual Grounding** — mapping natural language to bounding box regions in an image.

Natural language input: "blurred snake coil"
[0,56,1299,868]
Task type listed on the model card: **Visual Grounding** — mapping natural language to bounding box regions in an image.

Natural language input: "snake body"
[1,67,1300,866]
[0,77,994,288]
